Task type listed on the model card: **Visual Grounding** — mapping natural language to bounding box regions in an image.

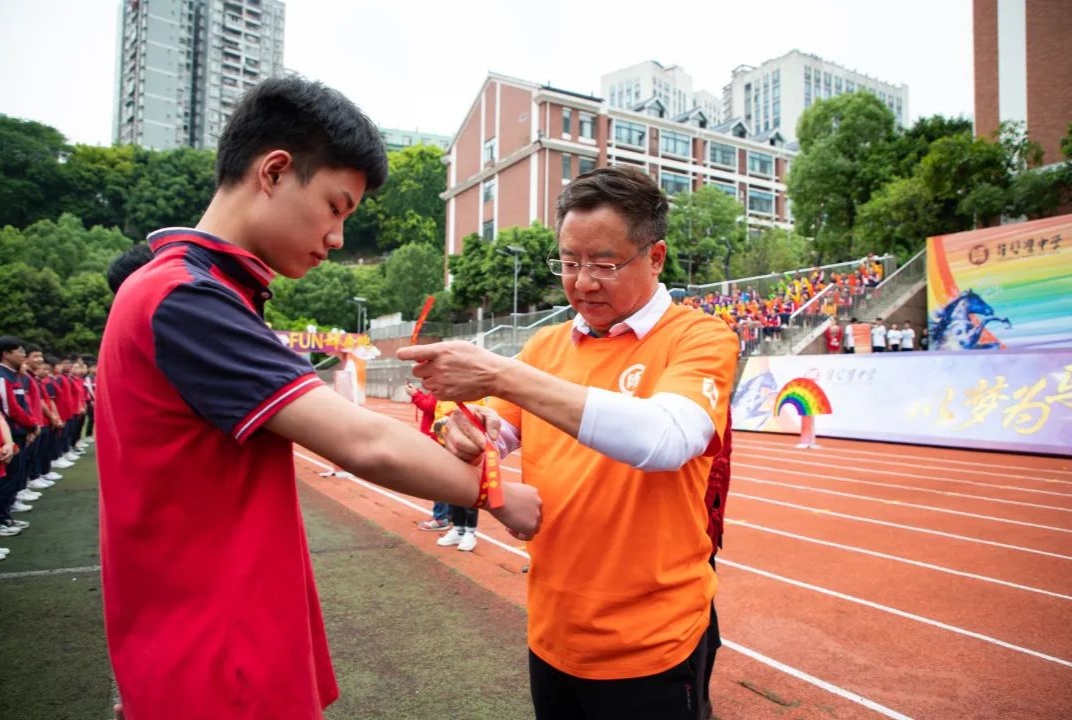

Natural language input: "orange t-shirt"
[490,304,738,679]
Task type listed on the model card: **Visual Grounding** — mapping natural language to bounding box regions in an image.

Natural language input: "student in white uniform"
[887,323,902,352]
[871,318,887,352]
[900,320,916,351]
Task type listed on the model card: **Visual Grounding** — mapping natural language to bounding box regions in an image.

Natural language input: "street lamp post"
[496,245,524,346]
[351,296,367,334]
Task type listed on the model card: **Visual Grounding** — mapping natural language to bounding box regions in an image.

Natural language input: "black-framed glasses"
[547,241,654,281]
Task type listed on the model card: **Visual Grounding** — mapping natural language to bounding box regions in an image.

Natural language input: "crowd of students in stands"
[0,338,96,559]
[678,254,887,355]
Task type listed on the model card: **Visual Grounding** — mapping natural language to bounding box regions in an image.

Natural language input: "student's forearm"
[267,386,480,507]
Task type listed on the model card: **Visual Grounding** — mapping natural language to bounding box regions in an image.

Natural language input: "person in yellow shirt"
[399,167,737,720]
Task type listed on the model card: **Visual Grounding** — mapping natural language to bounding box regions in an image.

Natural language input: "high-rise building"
[602,61,721,126]
[378,127,451,153]
[113,0,285,151]
[973,0,1072,165]
[723,50,909,144]
[441,73,795,268]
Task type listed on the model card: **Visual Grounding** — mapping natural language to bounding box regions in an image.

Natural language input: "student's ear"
[257,151,294,194]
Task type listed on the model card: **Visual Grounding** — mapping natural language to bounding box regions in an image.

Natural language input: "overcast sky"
[0,0,975,146]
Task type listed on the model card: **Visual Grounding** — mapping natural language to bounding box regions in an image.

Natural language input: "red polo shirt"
[96,228,335,719]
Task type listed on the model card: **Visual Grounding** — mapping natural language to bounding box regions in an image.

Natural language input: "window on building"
[562,107,572,136]
[660,171,690,196]
[706,180,737,198]
[748,152,774,177]
[483,137,497,165]
[562,153,572,182]
[483,178,495,203]
[579,112,596,140]
[482,219,495,243]
[846,79,856,93]
[709,142,736,168]
[748,188,774,215]
[613,120,646,147]
[579,156,596,175]
[660,130,691,158]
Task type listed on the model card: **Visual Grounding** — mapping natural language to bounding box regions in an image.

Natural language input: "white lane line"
[728,520,1072,602]
[0,565,101,581]
[733,493,1072,561]
[733,439,1072,481]
[732,452,1072,498]
[295,451,913,720]
[737,476,1072,534]
[733,462,1072,513]
[720,639,913,720]
[717,558,1072,670]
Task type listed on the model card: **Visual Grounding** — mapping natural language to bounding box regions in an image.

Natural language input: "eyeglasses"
[547,242,654,281]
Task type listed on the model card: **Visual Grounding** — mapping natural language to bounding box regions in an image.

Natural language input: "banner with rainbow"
[731,350,1072,456]
[927,213,1072,351]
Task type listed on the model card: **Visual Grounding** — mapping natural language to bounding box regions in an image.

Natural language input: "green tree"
[918,132,1009,229]
[126,147,216,239]
[357,144,447,253]
[0,114,69,228]
[62,144,137,231]
[57,272,113,354]
[731,227,813,279]
[0,262,66,350]
[856,176,940,258]
[447,233,490,311]
[787,93,898,262]
[887,115,974,178]
[666,185,746,282]
[269,262,364,331]
[482,224,556,314]
[383,242,445,320]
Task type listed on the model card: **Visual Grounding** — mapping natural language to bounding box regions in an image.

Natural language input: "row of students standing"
[0,336,95,557]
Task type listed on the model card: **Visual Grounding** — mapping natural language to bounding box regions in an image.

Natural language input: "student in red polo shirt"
[97,77,542,720]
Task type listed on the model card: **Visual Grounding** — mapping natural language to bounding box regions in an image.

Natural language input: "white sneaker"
[457,530,477,552]
[45,471,62,481]
[76,441,88,449]
[28,478,53,490]
[85,437,94,444]
[0,524,21,536]
[0,548,9,558]
[64,452,80,462]
[10,519,29,529]
[10,501,33,513]
[17,489,41,501]
[52,459,73,469]
[436,527,464,547]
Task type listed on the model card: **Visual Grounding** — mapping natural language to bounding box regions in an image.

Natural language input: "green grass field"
[0,448,534,720]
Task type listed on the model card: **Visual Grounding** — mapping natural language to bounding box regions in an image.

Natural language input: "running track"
[295,398,1072,719]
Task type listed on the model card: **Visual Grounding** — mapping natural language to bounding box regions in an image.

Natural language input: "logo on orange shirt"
[618,364,646,396]
[702,377,720,409]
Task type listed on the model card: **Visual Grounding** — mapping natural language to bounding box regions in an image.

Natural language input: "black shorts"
[529,633,708,720]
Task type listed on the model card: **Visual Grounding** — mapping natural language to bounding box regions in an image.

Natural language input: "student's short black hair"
[44,355,61,366]
[216,76,388,192]
[25,343,42,354]
[107,244,155,294]
[0,336,26,354]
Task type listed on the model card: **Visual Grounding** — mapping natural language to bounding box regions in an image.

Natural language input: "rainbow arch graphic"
[775,378,832,417]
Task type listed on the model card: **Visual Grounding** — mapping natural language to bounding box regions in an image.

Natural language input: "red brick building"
[441,73,796,265]
[973,0,1072,165]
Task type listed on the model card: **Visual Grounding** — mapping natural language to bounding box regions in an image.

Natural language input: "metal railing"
[478,306,575,356]
[686,253,896,301]
[366,306,571,341]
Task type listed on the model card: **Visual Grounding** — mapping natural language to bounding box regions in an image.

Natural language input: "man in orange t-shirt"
[400,167,738,720]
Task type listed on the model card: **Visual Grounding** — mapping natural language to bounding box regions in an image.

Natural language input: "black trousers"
[0,436,29,519]
[529,632,708,720]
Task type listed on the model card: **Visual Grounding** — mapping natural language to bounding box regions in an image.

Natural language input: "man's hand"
[403,382,417,398]
[443,405,501,465]
[397,341,510,401]
[0,443,13,463]
[490,481,542,540]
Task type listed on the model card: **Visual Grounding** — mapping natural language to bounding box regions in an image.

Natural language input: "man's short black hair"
[107,244,155,294]
[216,76,388,192]
[0,336,26,354]
[25,343,43,354]
[555,166,669,247]
[44,355,61,366]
